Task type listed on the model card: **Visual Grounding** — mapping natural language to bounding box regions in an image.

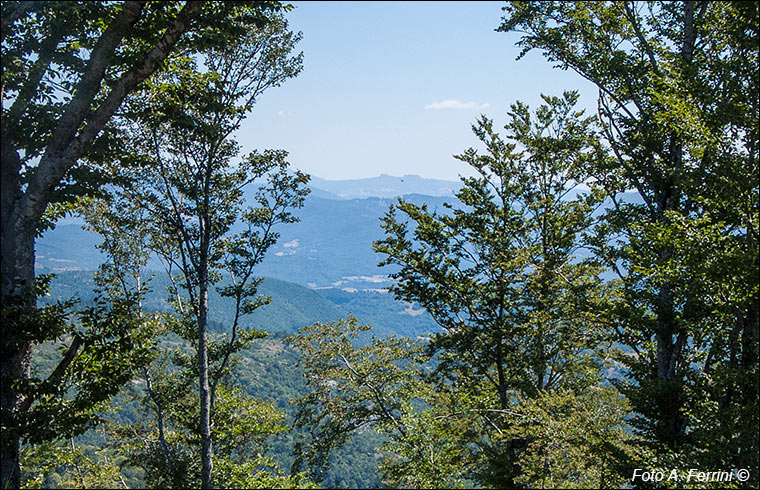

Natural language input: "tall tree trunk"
[1,148,37,489]
[199,232,213,488]
[0,248,35,489]
[654,281,686,446]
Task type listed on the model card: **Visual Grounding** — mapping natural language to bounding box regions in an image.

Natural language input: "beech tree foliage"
[291,94,634,488]
[104,11,305,488]
[501,2,759,482]
[1,1,286,487]
[3,1,757,488]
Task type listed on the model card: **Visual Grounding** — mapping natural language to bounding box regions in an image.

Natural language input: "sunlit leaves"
[500,1,759,481]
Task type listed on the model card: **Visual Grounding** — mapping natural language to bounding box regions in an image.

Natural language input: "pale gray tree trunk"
[199,236,213,489]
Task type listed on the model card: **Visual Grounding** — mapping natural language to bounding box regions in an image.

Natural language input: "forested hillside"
[43,271,440,339]
[36,192,457,289]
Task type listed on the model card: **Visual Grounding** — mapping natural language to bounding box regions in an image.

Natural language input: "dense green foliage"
[23,329,387,489]
[90,8,306,487]
[289,94,639,488]
[1,270,157,447]
[501,1,759,486]
[1,2,290,487]
[7,1,758,488]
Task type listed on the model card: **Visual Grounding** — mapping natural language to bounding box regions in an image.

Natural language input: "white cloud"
[283,239,300,248]
[424,99,489,110]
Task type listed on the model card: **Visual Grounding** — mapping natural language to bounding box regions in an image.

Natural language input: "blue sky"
[239,1,599,181]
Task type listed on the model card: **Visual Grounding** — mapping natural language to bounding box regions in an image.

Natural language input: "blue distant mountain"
[35,175,464,338]
[35,175,643,339]
[309,173,463,199]
[36,175,643,286]
[251,192,455,288]
[37,175,460,288]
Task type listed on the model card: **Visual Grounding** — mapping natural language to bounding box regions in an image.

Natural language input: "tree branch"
[20,1,205,229]
[0,1,44,36]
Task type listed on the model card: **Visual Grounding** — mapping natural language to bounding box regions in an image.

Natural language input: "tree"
[376,91,608,407]
[106,12,305,487]
[117,368,311,488]
[1,2,283,486]
[21,437,129,489]
[288,317,433,486]
[3,230,158,490]
[62,191,305,488]
[501,386,637,489]
[373,92,624,487]
[290,94,632,488]
[290,317,486,488]
[500,2,759,478]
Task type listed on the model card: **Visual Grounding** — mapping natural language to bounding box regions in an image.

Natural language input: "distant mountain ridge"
[309,173,463,199]
[36,175,461,340]
[38,174,462,289]
[36,175,642,288]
